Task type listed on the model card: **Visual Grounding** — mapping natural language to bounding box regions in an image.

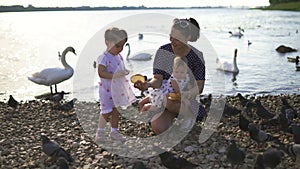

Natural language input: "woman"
[134,17,206,134]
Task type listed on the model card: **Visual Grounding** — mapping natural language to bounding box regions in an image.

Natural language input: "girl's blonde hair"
[104,27,128,43]
[173,56,188,70]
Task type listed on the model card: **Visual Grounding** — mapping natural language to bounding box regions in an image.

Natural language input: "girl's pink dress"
[97,51,136,114]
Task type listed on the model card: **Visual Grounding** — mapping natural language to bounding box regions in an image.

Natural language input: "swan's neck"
[233,56,238,71]
[61,50,71,69]
[126,44,131,60]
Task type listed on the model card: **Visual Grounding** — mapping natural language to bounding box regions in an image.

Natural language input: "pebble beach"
[1,93,300,169]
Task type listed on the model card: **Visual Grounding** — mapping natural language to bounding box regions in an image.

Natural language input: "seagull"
[7,95,18,109]
[226,140,245,169]
[125,43,152,61]
[28,47,76,94]
[41,135,73,162]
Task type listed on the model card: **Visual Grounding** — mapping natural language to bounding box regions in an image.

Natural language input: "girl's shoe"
[95,130,106,142]
[110,131,126,141]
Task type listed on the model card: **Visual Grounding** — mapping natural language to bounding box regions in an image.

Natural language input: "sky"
[1,0,270,8]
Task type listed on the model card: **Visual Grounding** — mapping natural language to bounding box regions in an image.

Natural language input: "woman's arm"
[134,74,163,91]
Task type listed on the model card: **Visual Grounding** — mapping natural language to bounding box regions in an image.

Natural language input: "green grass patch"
[259,2,300,11]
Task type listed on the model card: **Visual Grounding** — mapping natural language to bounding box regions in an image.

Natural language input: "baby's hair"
[104,27,128,43]
[173,56,188,70]
[172,17,200,42]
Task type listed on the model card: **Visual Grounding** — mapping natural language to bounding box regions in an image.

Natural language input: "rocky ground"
[0,94,300,169]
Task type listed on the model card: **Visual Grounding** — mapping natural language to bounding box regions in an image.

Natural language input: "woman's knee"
[150,111,175,134]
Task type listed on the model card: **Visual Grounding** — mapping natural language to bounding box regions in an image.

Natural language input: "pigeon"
[239,114,251,132]
[292,124,300,144]
[8,95,18,109]
[226,140,245,169]
[57,157,69,169]
[56,98,76,111]
[223,103,241,117]
[237,93,255,107]
[281,98,297,121]
[248,123,279,146]
[254,99,275,120]
[41,135,73,162]
[133,161,148,169]
[279,143,300,160]
[47,91,67,103]
[260,115,285,126]
[254,148,284,169]
[159,151,198,169]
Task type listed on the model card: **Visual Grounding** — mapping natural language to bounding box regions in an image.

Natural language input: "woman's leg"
[150,109,177,134]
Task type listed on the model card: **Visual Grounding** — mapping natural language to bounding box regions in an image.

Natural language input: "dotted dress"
[97,51,136,114]
[149,74,189,108]
[152,43,206,121]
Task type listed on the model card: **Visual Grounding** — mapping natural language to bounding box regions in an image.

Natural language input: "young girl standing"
[95,27,136,142]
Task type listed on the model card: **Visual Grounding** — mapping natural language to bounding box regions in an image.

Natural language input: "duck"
[216,49,239,74]
[287,56,299,63]
[28,46,76,94]
[125,43,152,61]
[229,27,244,37]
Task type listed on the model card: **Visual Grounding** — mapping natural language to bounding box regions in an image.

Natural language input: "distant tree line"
[269,0,300,5]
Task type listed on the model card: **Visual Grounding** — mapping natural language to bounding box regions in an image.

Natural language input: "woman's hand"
[134,80,150,91]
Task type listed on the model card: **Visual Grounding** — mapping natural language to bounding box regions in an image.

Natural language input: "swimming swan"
[216,49,239,73]
[28,46,76,94]
[125,43,152,60]
[229,27,244,37]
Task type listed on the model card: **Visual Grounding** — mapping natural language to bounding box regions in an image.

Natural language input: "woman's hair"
[173,56,188,70]
[172,17,200,42]
[104,27,128,43]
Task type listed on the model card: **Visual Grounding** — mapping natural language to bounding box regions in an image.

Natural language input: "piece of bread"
[168,93,181,101]
[130,74,146,83]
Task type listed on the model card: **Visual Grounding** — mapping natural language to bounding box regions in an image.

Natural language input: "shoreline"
[1,93,300,168]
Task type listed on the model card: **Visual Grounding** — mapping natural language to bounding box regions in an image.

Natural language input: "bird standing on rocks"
[159,151,198,169]
[254,148,284,169]
[254,100,275,120]
[47,91,67,103]
[239,114,251,133]
[7,95,19,109]
[41,135,73,163]
[248,123,279,147]
[292,124,300,144]
[226,140,245,169]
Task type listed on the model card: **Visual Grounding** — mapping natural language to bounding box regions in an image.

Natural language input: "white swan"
[229,27,244,37]
[216,49,239,73]
[125,43,152,61]
[28,46,76,94]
